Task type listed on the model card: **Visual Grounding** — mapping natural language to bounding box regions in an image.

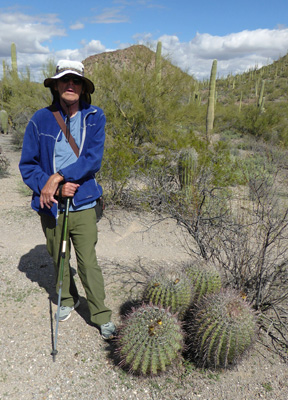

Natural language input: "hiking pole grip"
[60,197,71,260]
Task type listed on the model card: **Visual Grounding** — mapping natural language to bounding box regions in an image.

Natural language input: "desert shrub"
[236,103,282,138]
[2,61,55,149]
[214,103,240,131]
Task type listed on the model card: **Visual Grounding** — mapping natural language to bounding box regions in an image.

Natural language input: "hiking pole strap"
[50,107,79,158]
[59,197,71,276]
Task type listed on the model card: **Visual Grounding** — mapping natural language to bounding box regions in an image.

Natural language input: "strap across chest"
[49,106,79,158]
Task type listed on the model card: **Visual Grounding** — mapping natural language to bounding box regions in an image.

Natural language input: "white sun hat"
[44,60,94,94]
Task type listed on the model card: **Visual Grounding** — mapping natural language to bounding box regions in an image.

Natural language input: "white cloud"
[139,28,288,79]
[56,40,106,61]
[70,22,84,30]
[0,11,105,81]
[91,8,129,24]
[0,12,65,56]
[0,11,67,80]
[189,29,288,60]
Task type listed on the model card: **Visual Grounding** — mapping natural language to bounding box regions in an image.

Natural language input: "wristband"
[57,170,65,179]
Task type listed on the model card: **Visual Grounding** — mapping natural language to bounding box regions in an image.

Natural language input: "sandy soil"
[0,133,287,400]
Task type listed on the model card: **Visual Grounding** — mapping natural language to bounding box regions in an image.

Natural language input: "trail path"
[0,134,287,400]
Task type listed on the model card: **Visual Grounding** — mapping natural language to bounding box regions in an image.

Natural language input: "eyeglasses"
[59,76,83,85]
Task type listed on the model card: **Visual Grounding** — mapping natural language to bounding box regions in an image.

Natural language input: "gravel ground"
[0,133,287,400]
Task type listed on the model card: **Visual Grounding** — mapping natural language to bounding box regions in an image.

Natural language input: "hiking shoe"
[55,299,80,322]
[100,322,116,340]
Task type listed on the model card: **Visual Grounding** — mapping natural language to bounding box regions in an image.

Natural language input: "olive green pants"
[40,207,112,326]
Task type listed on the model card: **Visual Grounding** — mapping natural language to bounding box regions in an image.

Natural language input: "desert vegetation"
[1,42,288,372]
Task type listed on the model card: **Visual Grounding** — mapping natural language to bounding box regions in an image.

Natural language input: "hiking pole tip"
[51,349,58,362]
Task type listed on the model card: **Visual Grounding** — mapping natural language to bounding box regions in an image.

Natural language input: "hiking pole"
[51,197,71,362]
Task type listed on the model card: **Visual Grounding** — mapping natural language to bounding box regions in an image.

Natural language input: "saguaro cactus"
[206,59,217,141]
[191,81,202,106]
[0,110,8,134]
[2,60,6,80]
[186,289,257,369]
[155,41,162,85]
[178,147,198,191]
[11,42,18,79]
[257,79,265,113]
[116,304,184,375]
[239,91,243,113]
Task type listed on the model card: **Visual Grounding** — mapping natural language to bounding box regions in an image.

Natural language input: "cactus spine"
[116,304,184,375]
[142,271,193,319]
[186,289,257,369]
[184,260,222,304]
[11,42,18,80]
[206,59,217,141]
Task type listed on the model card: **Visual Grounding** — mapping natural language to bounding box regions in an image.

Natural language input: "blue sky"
[0,0,287,81]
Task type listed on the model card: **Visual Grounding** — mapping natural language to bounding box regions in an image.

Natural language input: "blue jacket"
[19,101,105,218]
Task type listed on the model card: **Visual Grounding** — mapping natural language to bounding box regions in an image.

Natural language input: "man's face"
[55,74,83,106]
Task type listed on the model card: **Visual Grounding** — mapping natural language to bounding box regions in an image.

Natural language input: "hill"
[84,45,154,74]
[83,44,288,104]
[216,52,288,105]
[83,44,193,80]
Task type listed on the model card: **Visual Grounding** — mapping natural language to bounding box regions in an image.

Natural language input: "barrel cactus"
[142,270,193,319]
[183,260,222,304]
[116,304,184,375]
[186,289,257,369]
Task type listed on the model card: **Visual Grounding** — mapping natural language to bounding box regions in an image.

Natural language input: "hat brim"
[44,70,94,94]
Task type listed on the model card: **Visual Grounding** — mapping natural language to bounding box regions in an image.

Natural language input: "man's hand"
[61,182,80,198]
[40,173,80,209]
[40,173,64,209]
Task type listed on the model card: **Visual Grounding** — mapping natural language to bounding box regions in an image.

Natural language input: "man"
[19,60,116,340]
